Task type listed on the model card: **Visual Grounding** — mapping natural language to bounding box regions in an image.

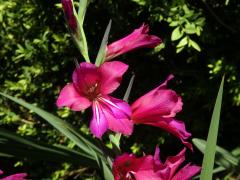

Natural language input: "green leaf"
[0,92,105,161]
[78,0,88,25]
[193,138,238,169]
[69,0,90,62]
[169,21,179,27]
[176,36,188,48]
[171,27,183,41]
[0,128,97,167]
[189,39,201,52]
[200,76,224,180]
[123,74,135,102]
[95,20,112,66]
[0,92,113,178]
[91,149,114,180]
[102,161,114,180]
[176,46,184,53]
[109,133,121,155]
[184,23,196,34]
[225,0,230,5]
[74,25,90,62]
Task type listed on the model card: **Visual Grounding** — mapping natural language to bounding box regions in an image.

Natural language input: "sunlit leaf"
[78,0,89,24]
[176,36,188,48]
[189,39,201,51]
[193,138,238,169]
[200,76,224,180]
[171,27,183,41]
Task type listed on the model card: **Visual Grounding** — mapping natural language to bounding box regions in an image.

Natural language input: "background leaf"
[171,27,183,41]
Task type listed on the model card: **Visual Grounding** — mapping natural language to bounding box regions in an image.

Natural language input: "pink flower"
[106,24,162,61]
[0,168,27,180]
[61,0,77,31]
[112,147,201,180]
[56,61,133,138]
[131,75,192,150]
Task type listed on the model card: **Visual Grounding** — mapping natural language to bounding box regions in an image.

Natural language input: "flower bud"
[62,0,77,32]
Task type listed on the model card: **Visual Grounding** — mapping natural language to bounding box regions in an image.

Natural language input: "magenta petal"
[90,101,108,138]
[2,173,27,180]
[61,0,77,31]
[132,89,182,119]
[99,96,133,135]
[106,24,162,60]
[0,169,3,175]
[72,62,100,94]
[131,75,182,119]
[104,110,133,135]
[100,96,132,118]
[112,153,159,180]
[153,147,161,165]
[138,117,192,150]
[56,83,91,111]
[165,148,186,178]
[172,164,201,180]
[112,147,200,180]
[98,61,128,95]
[131,75,192,148]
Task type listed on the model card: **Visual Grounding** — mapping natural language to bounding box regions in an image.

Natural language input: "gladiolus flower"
[106,24,162,60]
[131,75,192,150]
[112,147,201,180]
[56,61,133,138]
[61,0,77,31]
[0,168,27,180]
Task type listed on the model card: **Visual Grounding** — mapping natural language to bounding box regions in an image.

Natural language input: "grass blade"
[193,138,238,169]
[200,76,224,180]
[123,74,135,102]
[0,128,97,167]
[0,92,113,177]
[78,0,88,24]
[0,92,103,158]
[95,20,112,66]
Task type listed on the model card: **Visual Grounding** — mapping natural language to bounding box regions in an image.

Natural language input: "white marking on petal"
[94,101,100,125]
[98,97,120,110]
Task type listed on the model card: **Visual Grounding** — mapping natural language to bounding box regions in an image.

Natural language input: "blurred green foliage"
[0,0,240,179]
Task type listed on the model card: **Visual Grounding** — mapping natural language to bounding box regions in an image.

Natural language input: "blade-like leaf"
[78,0,88,24]
[95,20,112,66]
[193,166,226,180]
[0,152,13,158]
[0,92,104,159]
[0,128,97,167]
[123,74,135,102]
[200,76,224,180]
[0,92,113,177]
[68,0,90,62]
[102,160,114,180]
[193,138,238,168]
[92,150,114,180]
